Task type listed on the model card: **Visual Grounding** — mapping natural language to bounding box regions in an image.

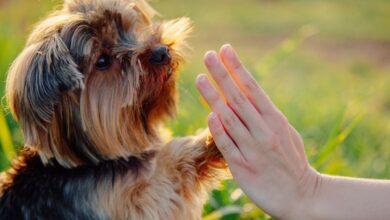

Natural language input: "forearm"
[299,174,390,220]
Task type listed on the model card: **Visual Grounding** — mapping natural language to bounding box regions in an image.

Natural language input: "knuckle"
[219,141,235,155]
[231,59,243,71]
[221,113,237,129]
[231,92,246,108]
[243,77,259,92]
[212,125,225,137]
[230,153,244,165]
[265,132,281,151]
[208,91,220,104]
[278,114,289,127]
[217,70,229,81]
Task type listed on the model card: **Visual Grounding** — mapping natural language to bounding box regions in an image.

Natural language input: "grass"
[1,0,390,219]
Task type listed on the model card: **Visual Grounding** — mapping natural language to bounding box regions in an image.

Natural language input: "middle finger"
[204,51,268,135]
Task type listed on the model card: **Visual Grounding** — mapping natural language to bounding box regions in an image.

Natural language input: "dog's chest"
[100,170,206,220]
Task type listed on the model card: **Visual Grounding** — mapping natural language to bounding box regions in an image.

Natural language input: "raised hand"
[196,44,320,219]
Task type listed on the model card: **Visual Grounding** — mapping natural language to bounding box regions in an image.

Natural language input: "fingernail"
[205,51,217,64]
[223,43,232,50]
[223,44,234,57]
[196,74,208,87]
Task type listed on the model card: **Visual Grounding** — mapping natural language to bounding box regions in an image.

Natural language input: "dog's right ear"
[6,34,83,147]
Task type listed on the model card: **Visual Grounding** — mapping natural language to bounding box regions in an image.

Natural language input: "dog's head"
[6,0,191,167]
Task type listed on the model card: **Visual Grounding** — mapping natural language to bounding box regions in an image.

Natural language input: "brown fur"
[0,0,226,219]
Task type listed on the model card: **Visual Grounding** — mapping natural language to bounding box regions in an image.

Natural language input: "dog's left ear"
[6,33,83,147]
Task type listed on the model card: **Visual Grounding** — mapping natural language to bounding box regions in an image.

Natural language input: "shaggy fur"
[0,0,226,219]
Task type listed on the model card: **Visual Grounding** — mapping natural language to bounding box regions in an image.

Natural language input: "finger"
[219,45,283,121]
[219,45,301,159]
[208,112,242,163]
[204,51,268,135]
[196,74,254,152]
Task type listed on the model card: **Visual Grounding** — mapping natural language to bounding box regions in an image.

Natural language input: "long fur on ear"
[6,33,84,162]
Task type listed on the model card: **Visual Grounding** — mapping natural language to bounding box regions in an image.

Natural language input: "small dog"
[0,0,226,219]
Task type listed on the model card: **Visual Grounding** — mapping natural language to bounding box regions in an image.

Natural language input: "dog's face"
[6,0,191,167]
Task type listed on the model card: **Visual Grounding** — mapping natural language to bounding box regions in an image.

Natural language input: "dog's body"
[0,136,222,219]
[0,0,225,219]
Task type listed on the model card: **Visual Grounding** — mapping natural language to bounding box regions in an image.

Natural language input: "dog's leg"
[193,131,226,179]
[158,130,227,195]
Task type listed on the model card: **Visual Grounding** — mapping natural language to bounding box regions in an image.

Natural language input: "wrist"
[286,166,324,220]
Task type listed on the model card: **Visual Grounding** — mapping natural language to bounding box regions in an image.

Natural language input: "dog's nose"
[150,46,171,65]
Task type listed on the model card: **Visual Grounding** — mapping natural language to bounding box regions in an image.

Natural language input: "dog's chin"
[166,67,173,79]
[161,65,174,80]
[145,75,176,120]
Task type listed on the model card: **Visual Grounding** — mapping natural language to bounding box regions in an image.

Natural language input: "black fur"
[0,149,156,220]
[23,34,84,130]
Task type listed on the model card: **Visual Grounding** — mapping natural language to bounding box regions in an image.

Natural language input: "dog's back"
[0,147,159,220]
[0,148,106,219]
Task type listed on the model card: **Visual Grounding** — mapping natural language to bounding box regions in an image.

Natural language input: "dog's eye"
[95,54,112,70]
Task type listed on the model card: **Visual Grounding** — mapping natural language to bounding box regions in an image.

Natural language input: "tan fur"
[95,131,226,219]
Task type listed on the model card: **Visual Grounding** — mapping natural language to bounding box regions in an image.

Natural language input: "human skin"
[195,44,390,220]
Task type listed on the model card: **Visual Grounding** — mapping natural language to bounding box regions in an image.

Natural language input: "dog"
[0,0,226,219]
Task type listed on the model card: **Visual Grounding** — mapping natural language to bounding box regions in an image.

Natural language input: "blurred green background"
[1,0,390,219]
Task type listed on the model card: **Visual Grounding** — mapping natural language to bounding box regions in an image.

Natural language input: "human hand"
[195,45,321,219]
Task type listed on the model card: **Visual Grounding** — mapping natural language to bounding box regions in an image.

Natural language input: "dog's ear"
[6,33,83,147]
[157,17,192,59]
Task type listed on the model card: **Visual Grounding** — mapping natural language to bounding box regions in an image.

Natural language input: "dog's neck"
[34,114,163,169]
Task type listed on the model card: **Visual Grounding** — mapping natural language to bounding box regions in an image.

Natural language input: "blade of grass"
[0,108,16,162]
[202,205,243,220]
[312,109,364,168]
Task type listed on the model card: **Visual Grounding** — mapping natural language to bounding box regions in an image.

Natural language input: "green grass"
[1,0,390,219]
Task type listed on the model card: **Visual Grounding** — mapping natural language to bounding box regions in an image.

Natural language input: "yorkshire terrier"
[0,0,226,219]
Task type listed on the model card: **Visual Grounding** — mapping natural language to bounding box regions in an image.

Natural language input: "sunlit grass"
[0,108,15,169]
[1,0,389,219]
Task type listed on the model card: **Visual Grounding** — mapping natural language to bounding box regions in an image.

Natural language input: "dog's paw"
[203,134,226,168]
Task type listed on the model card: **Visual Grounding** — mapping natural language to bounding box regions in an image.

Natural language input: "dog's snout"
[150,46,171,65]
